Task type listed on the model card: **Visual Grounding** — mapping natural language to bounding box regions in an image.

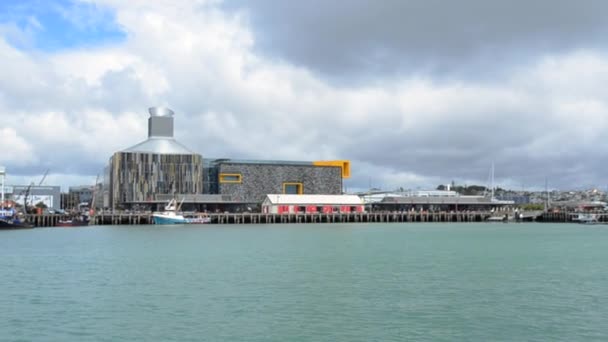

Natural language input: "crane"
[22,169,50,214]
[90,174,99,213]
[22,182,34,214]
[38,169,49,186]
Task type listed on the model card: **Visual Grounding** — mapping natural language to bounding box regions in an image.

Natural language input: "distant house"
[262,194,365,214]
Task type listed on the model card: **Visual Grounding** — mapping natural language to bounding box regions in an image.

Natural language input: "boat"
[572,213,600,225]
[1,167,34,229]
[152,199,211,225]
[0,208,34,229]
[486,213,510,223]
[56,214,90,227]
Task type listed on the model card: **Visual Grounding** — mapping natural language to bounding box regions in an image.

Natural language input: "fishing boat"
[152,199,211,225]
[0,208,34,229]
[56,214,90,227]
[0,167,34,229]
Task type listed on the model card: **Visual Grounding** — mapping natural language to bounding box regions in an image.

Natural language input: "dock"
[21,210,578,227]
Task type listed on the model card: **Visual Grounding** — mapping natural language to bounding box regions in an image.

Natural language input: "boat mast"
[177,197,185,211]
[0,166,5,210]
[491,162,495,201]
[544,177,549,212]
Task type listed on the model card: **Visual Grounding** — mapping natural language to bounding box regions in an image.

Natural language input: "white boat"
[152,199,211,225]
[486,215,508,223]
[572,213,599,225]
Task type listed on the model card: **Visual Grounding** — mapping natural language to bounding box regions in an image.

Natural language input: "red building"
[261,194,365,214]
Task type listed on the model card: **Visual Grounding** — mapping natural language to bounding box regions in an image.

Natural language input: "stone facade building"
[211,160,345,203]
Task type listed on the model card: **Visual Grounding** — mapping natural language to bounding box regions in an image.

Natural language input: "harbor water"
[1,223,607,341]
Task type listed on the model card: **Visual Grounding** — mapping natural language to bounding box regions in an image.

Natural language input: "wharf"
[22,210,567,227]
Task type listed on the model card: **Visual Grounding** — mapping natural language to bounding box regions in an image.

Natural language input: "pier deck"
[21,210,576,227]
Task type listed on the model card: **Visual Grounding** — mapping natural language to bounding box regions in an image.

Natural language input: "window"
[219,173,242,183]
[283,182,303,194]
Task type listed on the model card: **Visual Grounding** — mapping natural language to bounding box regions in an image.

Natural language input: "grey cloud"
[3,0,608,193]
[224,0,608,80]
[92,68,155,113]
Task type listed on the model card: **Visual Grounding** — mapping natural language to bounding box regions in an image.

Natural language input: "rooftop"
[122,107,197,155]
[123,137,195,155]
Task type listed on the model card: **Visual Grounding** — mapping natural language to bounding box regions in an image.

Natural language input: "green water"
[1,223,607,341]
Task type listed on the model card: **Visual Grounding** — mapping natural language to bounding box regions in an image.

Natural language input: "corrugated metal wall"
[110,152,203,208]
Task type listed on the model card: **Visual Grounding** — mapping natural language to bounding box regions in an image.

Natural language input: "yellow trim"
[219,173,242,183]
[283,182,303,194]
[312,160,351,178]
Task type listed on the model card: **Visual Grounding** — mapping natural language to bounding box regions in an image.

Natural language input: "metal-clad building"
[66,185,93,210]
[106,107,203,210]
[7,185,61,210]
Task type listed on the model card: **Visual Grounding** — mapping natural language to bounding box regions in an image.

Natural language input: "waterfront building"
[5,185,61,211]
[261,194,364,214]
[496,194,530,205]
[204,159,349,204]
[106,107,203,210]
[105,107,349,211]
[358,191,514,212]
[65,185,93,210]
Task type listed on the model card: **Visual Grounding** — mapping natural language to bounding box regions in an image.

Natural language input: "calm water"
[1,223,607,341]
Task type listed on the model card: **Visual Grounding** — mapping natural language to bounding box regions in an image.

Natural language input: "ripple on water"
[0,223,607,341]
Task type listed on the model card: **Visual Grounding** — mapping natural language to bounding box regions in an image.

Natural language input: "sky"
[1,0,607,192]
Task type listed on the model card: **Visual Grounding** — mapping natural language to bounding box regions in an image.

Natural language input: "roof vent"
[122,106,195,154]
[148,106,174,138]
[149,107,174,117]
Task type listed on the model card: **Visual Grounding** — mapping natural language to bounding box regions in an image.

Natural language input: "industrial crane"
[90,174,99,215]
[22,169,50,214]
[38,169,49,186]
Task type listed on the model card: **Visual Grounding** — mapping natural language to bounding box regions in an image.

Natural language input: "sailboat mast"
[544,177,549,212]
[0,167,5,210]
[491,162,495,200]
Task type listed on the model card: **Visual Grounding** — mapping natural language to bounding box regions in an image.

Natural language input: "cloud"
[0,127,36,166]
[0,0,607,193]
[223,0,608,80]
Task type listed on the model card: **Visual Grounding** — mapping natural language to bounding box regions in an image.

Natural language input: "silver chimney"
[122,106,194,154]
[148,107,174,138]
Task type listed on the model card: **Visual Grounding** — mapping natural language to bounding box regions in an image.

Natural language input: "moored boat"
[572,213,600,225]
[152,199,211,225]
[56,215,90,227]
[1,167,34,229]
[0,208,34,229]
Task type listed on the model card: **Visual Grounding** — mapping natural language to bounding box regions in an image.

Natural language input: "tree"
[520,203,544,211]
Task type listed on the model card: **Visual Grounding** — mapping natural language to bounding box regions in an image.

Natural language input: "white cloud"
[0,127,36,166]
[0,0,607,192]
